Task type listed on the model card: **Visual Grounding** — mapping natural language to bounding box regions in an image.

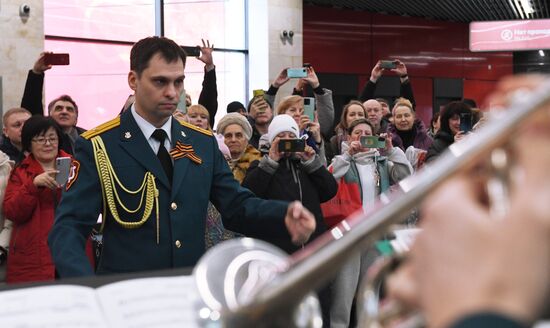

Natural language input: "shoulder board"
[178,120,213,136]
[81,117,121,140]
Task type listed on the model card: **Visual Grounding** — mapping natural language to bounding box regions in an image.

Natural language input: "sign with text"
[470,19,550,52]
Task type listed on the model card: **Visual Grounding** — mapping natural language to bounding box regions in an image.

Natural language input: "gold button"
[171,202,177,210]
[175,240,181,248]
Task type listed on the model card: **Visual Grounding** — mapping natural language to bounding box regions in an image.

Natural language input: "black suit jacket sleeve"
[400,79,416,109]
[198,68,218,128]
[359,80,376,102]
[359,78,416,109]
[21,70,45,116]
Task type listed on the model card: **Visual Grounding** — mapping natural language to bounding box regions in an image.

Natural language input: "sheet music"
[96,275,200,328]
[0,285,107,328]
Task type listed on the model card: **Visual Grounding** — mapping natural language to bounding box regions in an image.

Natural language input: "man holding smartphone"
[48,36,316,278]
[359,59,416,134]
[20,52,86,155]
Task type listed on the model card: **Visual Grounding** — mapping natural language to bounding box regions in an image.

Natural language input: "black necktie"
[152,129,173,184]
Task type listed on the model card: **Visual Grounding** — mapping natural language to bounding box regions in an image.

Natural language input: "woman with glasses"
[3,116,69,283]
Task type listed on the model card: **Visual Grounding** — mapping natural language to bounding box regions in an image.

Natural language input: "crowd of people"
[0,35,548,328]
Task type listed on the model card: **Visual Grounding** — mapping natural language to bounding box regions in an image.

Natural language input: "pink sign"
[470,19,550,52]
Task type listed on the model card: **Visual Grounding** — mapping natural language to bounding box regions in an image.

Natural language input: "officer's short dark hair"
[130,36,187,77]
[21,116,63,152]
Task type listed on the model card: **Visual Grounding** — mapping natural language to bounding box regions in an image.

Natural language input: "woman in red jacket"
[3,116,69,283]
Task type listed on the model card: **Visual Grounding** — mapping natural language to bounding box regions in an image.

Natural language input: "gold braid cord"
[92,136,161,244]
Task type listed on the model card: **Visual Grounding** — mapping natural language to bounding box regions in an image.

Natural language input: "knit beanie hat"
[227,101,246,114]
[216,112,253,141]
[267,114,299,143]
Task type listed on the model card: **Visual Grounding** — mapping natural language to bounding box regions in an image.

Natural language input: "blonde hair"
[3,107,31,127]
[276,95,303,115]
[392,98,414,116]
[187,104,211,130]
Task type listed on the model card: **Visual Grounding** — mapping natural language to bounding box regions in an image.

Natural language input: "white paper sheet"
[0,285,107,328]
[96,275,200,328]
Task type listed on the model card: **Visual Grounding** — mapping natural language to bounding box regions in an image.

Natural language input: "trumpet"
[194,77,550,327]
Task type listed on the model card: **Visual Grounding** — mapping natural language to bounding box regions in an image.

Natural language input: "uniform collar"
[130,104,172,144]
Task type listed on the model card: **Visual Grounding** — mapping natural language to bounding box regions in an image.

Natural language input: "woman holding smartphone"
[3,116,69,283]
[425,101,473,163]
[328,118,412,328]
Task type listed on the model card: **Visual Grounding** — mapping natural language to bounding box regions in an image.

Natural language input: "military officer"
[48,36,315,277]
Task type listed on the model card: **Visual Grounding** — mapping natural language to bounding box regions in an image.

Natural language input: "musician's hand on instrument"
[411,172,550,328]
[385,261,419,310]
[485,75,550,223]
[285,201,316,245]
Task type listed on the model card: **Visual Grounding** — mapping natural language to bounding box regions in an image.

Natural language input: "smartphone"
[181,46,201,57]
[44,53,70,66]
[278,139,306,153]
[56,157,72,186]
[303,97,315,121]
[360,136,386,148]
[253,89,265,98]
[176,89,187,114]
[459,112,473,133]
[287,68,307,78]
[380,60,397,69]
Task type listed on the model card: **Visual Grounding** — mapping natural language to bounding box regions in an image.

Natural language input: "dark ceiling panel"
[304,0,550,22]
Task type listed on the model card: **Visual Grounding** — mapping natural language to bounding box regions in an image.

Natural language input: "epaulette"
[178,120,213,136]
[81,117,121,140]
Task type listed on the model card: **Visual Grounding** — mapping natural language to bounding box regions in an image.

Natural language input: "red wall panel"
[463,80,499,109]
[371,13,467,79]
[303,7,373,74]
[411,78,434,123]
[303,6,514,120]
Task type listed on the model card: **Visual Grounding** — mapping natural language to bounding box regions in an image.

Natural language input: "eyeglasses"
[32,136,59,145]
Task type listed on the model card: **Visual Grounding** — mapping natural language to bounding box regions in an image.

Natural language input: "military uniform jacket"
[48,110,290,277]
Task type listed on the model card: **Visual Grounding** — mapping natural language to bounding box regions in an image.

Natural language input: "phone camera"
[288,30,294,38]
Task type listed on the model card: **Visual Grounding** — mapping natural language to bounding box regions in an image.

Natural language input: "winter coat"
[0,138,24,164]
[330,143,412,210]
[425,130,454,163]
[0,151,14,281]
[242,154,338,254]
[3,151,69,283]
[229,144,262,184]
[387,119,433,152]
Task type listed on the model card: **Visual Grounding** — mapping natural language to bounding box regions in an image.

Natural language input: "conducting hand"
[284,201,316,245]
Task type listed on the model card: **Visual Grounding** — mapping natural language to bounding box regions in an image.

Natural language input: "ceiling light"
[513,0,535,15]
[539,50,545,57]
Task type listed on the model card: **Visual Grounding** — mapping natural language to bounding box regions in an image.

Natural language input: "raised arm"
[197,39,218,127]
[21,52,52,116]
